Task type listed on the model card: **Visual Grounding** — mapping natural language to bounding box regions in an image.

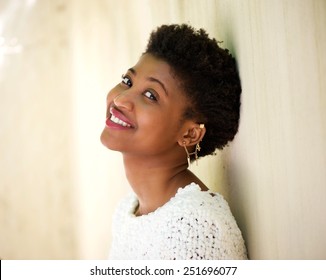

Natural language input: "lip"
[105,106,135,129]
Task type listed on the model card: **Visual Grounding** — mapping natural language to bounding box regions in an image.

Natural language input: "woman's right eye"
[121,75,132,87]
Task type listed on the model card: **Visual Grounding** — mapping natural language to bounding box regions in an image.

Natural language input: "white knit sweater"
[109,183,247,260]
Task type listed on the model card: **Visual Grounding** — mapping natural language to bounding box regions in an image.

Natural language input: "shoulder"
[160,183,247,259]
[169,183,233,221]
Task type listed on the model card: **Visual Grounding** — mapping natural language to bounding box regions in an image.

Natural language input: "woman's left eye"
[121,75,132,87]
[144,91,157,101]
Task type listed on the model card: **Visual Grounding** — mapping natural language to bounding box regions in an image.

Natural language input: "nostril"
[112,92,134,111]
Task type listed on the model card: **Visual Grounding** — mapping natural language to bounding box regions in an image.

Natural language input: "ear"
[177,122,206,147]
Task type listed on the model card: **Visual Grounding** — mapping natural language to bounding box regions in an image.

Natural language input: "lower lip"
[105,117,132,130]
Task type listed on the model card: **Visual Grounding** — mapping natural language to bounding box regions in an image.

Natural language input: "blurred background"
[0,0,325,259]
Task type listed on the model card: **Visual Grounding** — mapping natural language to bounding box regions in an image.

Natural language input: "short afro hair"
[145,24,241,159]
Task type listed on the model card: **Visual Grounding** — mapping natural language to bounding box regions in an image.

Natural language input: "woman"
[101,24,247,259]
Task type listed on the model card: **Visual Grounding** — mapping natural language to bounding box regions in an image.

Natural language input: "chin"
[100,129,122,152]
[100,129,111,149]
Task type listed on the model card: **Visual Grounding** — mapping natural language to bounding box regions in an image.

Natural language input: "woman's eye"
[144,91,157,101]
[121,75,132,87]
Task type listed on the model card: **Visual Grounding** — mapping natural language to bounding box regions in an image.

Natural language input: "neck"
[122,153,190,216]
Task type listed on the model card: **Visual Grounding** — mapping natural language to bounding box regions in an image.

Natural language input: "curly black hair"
[145,24,241,159]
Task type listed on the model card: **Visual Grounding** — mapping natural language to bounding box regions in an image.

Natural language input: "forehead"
[133,53,181,90]
[133,53,193,120]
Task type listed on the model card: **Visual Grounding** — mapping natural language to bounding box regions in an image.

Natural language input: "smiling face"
[100,54,193,159]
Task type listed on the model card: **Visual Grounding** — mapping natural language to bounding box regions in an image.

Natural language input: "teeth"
[110,114,131,127]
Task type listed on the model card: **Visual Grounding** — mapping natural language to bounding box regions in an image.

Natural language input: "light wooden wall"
[0,0,77,259]
[222,0,326,259]
[0,0,325,259]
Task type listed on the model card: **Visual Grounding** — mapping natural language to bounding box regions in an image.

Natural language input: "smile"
[107,107,134,128]
[110,114,131,127]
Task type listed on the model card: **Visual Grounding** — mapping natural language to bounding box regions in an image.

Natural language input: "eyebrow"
[128,67,168,96]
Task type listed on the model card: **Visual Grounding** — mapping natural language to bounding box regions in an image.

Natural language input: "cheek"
[137,108,167,128]
[138,109,181,140]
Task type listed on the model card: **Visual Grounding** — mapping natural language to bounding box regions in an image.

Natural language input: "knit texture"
[109,183,247,260]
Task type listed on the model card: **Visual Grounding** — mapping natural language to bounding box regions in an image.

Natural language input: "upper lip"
[108,105,135,127]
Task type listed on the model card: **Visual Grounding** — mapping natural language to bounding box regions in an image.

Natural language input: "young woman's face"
[100,53,190,158]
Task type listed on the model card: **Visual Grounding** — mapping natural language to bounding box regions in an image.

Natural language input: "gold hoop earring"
[183,142,201,166]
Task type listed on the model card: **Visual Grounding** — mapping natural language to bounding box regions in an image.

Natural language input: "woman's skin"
[101,53,208,216]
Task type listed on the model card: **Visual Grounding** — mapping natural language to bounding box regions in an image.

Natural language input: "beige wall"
[0,0,77,259]
[0,0,325,259]
[218,0,326,259]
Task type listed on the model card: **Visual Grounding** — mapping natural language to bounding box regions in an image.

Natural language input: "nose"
[113,90,134,111]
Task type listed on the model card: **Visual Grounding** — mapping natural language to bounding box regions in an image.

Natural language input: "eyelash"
[121,74,158,102]
[121,74,132,87]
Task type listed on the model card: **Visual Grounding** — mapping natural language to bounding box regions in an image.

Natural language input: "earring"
[183,142,201,166]
[183,142,191,166]
[182,123,204,166]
